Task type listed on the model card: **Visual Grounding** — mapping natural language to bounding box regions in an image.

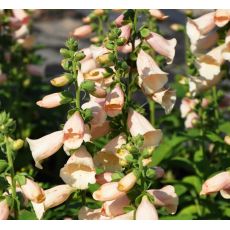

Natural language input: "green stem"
[73,61,80,109]
[148,99,155,127]
[5,138,19,219]
[212,86,219,121]
[81,190,86,206]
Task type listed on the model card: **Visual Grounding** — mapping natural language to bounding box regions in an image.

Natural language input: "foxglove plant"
[26,9,179,220]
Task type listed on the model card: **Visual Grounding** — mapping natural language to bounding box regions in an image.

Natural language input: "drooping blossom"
[200,171,230,199]
[184,112,199,129]
[0,200,10,220]
[147,185,179,214]
[36,93,63,109]
[146,32,177,64]
[60,146,96,189]
[72,25,93,39]
[180,97,198,118]
[127,109,163,147]
[135,195,158,220]
[27,131,64,169]
[149,9,168,20]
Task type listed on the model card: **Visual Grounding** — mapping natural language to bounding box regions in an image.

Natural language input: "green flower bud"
[74,51,86,61]
[13,139,24,151]
[50,73,73,87]
[80,80,95,93]
[146,168,157,179]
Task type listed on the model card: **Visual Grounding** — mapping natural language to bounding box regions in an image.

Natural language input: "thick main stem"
[148,99,155,127]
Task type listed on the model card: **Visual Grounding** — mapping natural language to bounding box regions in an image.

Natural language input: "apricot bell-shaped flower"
[63,112,85,151]
[200,171,230,199]
[146,32,177,64]
[137,50,168,95]
[0,199,10,220]
[26,130,64,169]
[135,195,158,220]
[147,185,179,214]
[60,146,96,189]
[127,109,162,147]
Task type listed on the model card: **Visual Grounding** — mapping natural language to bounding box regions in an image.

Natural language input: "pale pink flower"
[96,172,113,185]
[137,50,168,95]
[184,112,199,129]
[12,9,30,24]
[152,89,176,114]
[136,195,158,220]
[146,32,177,64]
[180,97,198,118]
[224,136,230,145]
[114,14,124,27]
[102,194,130,217]
[27,64,43,76]
[200,171,230,199]
[223,30,230,61]
[36,93,62,109]
[93,182,125,201]
[186,12,216,45]
[32,185,75,220]
[13,25,29,40]
[112,211,134,220]
[72,25,93,39]
[60,146,96,189]
[80,59,98,74]
[78,207,110,220]
[27,131,64,169]
[63,112,85,151]
[82,100,107,126]
[196,44,226,80]
[189,73,223,96]
[147,185,179,214]
[90,121,111,140]
[20,178,45,203]
[149,10,168,20]
[0,200,9,220]
[119,24,131,42]
[127,109,163,147]
[214,10,230,27]
[80,47,93,61]
[118,172,137,192]
[104,84,125,117]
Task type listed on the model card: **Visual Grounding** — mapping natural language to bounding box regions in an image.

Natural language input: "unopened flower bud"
[13,139,24,151]
[93,9,104,16]
[82,16,91,24]
[80,80,95,92]
[170,23,184,32]
[224,136,230,145]
[96,53,114,66]
[50,74,73,87]
[118,171,137,192]
[90,36,101,43]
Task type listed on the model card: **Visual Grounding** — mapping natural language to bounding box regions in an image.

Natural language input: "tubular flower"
[63,112,85,151]
[78,207,110,220]
[36,93,63,109]
[196,44,226,80]
[186,12,216,45]
[93,133,126,171]
[12,9,30,24]
[184,112,199,129]
[81,100,107,126]
[214,10,230,27]
[119,24,131,43]
[118,172,137,192]
[80,59,98,74]
[60,146,96,190]
[104,84,125,117]
[146,32,177,64]
[147,185,179,214]
[32,185,75,220]
[223,30,230,61]
[149,9,168,20]
[72,25,93,39]
[127,109,163,147]
[102,194,130,217]
[0,200,10,220]
[152,89,176,114]
[135,195,158,220]
[26,131,64,169]
[93,182,125,202]
[112,211,134,220]
[189,73,223,97]
[137,50,168,95]
[180,97,198,118]
[20,178,45,203]
[200,171,230,199]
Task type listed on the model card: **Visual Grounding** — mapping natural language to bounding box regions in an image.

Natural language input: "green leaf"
[19,210,37,220]
[218,122,230,135]
[111,172,124,181]
[16,174,26,186]
[0,160,8,173]
[88,183,100,193]
[206,131,224,143]
[140,28,151,38]
[170,157,195,173]
[182,175,202,193]
[174,184,188,196]
[152,136,188,166]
